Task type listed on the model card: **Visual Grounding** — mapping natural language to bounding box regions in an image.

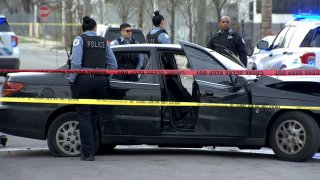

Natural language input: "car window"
[174,54,193,94]
[301,27,320,47]
[272,26,290,49]
[0,18,11,32]
[112,51,151,82]
[160,51,193,96]
[212,45,244,67]
[281,26,295,48]
[182,45,232,86]
[311,27,320,47]
[132,31,146,44]
[104,29,119,42]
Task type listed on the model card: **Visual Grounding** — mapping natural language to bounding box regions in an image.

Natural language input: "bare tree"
[196,0,207,46]
[62,0,78,46]
[261,0,272,37]
[105,0,136,23]
[166,0,179,43]
[83,0,92,16]
[211,0,227,22]
[136,0,149,29]
[96,0,105,24]
[0,0,34,14]
[179,0,197,42]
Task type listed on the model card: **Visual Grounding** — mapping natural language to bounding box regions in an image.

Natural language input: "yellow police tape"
[0,97,320,110]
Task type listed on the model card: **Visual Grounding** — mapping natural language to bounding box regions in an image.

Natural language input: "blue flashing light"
[293,14,320,21]
[0,18,5,24]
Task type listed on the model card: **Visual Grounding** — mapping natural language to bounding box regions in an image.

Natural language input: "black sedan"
[1,41,320,162]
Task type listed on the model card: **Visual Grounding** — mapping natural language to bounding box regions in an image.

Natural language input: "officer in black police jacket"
[207,16,248,67]
[69,16,117,161]
[110,23,143,81]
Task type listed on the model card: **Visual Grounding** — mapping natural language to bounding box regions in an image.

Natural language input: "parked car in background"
[99,25,146,44]
[248,35,276,70]
[1,41,320,162]
[254,14,320,70]
[0,15,19,76]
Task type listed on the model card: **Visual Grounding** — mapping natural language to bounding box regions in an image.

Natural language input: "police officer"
[69,16,117,161]
[207,16,248,66]
[146,11,171,44]
[110,23,143,81]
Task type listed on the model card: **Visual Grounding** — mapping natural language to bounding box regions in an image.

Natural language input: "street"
[0,41,320,180]
[1,133,320,180]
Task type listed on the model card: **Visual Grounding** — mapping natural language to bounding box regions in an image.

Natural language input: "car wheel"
[269,111,320,162]
[47,112,81,156]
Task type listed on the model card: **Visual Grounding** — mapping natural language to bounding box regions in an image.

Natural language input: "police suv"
[0,15,19,75]
[254,14,320,70]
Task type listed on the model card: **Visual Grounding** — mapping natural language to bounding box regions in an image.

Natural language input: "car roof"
[286,18,320,28]
[110,43,182,50]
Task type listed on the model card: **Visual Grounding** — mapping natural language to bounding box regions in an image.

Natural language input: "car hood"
[250,75,320,101]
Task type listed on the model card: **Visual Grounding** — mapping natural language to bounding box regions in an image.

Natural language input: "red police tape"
[0,69,320,76]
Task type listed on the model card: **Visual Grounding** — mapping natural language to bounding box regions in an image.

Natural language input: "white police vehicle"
[254,14,320,70]
[248,35,276,70]
[0,15,19,76]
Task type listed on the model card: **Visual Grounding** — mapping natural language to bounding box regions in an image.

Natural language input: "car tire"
[47,112,100,157]
[47,112,81,156]
[269,111,320,162]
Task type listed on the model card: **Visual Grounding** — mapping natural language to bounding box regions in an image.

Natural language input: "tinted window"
[184,46,232,85]
[301,27,320,47]
[104,29,120,41]
[132,30,146,43]
[0,18,11,32]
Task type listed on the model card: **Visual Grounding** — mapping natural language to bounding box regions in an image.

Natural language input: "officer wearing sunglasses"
[111,23,144,81]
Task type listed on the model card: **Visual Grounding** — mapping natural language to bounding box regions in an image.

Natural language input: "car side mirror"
[257,40,269,50]
[234,76,247,89]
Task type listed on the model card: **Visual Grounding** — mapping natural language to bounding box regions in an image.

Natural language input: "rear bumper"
[0,57,20,70]
[0,104,52,140]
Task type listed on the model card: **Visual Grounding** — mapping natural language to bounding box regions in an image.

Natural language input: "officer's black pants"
[70,74,108,156]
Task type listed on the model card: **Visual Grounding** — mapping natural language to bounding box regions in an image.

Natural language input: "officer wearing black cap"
[207,16,248,66]
[70,16,117,161]
[146,11,171,44]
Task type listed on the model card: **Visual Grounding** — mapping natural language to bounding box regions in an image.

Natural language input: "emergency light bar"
[293,14,320,21]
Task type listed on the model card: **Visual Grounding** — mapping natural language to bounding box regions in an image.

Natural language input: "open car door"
[179,41,252,137]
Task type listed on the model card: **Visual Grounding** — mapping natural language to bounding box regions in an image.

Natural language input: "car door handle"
[283,51,287,55]
[269,54,273,57]
[205,91,214,96]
